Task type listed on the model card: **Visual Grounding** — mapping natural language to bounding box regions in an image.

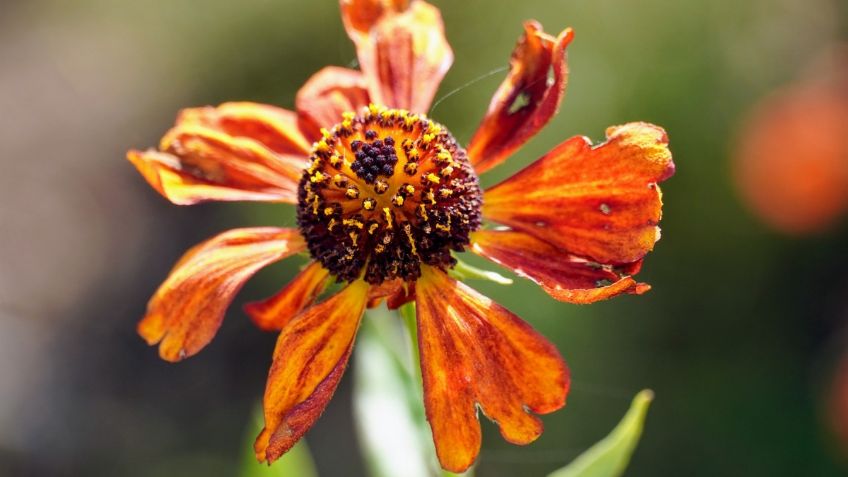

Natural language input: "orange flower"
[733,50,848,235]
[127,0,674,472]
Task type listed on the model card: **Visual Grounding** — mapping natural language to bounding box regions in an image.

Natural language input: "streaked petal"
[467,22,573,174]
[296,67,371,140]
[471,229,649,304]
[243,261,331,332]
[137,227,305,362]
[341,0,453,112]
[128,103,311,205]
[483,122,675,264]
[416,266,569,473]
[255,281,369,463]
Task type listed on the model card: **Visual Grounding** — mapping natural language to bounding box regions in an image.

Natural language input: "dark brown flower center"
[297,105,482,285]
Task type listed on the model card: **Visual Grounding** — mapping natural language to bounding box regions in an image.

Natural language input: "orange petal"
[255,281,369,463]
[366,278,415,309]
[467,23,574,174]
[243,261,331,332]
[128,102,311,205]
[137,227,305,362]
[341,0,453,112]
[296,66,371,140]
[471,229,649,304]
[483,122,675,265]
[340,0,409,35]
[416,266,569,473]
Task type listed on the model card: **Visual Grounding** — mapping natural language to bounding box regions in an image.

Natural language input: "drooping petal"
[471,229,649,304]
[341,0,453,113]
[128,102,311,205]
[467,22,573,174]
[366,278,415,309]
[137,227,306,362]
[243,261,331,332]
[255,280,370,463]
[416,266,569,473]
[483,123,675,265]
[296,66,371,140]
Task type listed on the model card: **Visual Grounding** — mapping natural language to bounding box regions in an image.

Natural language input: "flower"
[127,0,674,472]
[733,74,848,235]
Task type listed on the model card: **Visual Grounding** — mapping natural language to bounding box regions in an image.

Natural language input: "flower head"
[127,0,674,472]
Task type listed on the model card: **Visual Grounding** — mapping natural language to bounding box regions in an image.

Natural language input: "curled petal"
[340,0,409,36]
[483,123,675,265]
[341,0,453,112]
[416,266,569,473]
[255,281,369,463]
[468,22,574,174]
[243,261,331,332]
[366,278,414,309]
[471,229,649,304]
[296,66,371,140]
[128,103,311,205]
[137,227,305,362]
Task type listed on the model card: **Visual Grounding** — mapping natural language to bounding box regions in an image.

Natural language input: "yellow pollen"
[363,198,376,211]
[426,173,441,184]
[345,187,360,199]
[440,166,454,177]
[343,218,364,229]
[392,195,405,207]
[323,206,335,216]
[383,207,393,229]
[374,180,389,194]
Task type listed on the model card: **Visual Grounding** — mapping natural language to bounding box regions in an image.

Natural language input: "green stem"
[399,302,422,396]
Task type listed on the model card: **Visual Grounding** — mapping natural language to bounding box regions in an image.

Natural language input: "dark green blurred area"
[2,0,847,476]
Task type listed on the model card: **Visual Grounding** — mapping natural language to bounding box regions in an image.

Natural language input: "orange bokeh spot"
[734,82,848,235]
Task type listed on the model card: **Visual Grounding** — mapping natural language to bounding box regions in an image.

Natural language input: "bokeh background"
[2,0,848,475]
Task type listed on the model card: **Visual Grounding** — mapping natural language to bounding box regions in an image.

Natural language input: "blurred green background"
[1,0,847,475]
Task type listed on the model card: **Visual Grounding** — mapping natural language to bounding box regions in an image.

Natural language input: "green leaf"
[549,390,654,477]
[239,405,318,477]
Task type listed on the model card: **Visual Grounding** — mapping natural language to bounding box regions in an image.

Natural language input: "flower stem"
[399,302,422,396]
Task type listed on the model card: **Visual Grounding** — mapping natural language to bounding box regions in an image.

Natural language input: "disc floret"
[297,105,482,284]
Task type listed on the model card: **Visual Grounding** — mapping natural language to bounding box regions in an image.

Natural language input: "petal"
[467,22,574,174]
[416,266,569,473]
[340,0,409,35]
[471,229,649,304]
[483,122,675,265]
[296,66,371,140]
[128,102,311,205]
[366,278,415,309]
[243,261,331,332]
[341,0,453,112]
[255,280,370,463]
[137,227,306,362]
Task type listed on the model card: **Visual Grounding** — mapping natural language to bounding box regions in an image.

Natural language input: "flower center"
[297,105,482,285]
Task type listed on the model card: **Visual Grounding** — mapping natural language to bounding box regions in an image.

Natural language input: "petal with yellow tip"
[137,227,306,362]
[254,281,369,463]
[483,123,675,265]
